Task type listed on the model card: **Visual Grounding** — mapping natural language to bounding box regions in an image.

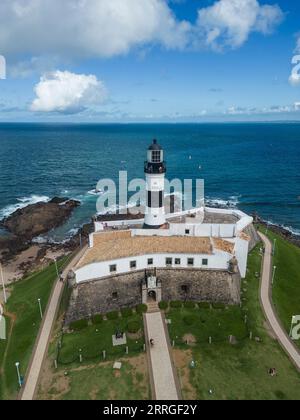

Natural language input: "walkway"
[258,232,300,371]
[20,246,88,400]
[144,311,180,400]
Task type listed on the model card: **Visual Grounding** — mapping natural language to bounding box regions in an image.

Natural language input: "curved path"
[20,246,88,400]
[258,232,300,372]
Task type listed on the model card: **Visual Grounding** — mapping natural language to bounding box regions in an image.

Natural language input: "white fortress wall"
[132,223,236,238]
[234,238,250,278]
[94,219,144,232]
[75,250,231,284]
[235,215,254,233]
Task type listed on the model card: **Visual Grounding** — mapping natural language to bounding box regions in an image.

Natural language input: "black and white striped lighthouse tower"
[144,139,167,229]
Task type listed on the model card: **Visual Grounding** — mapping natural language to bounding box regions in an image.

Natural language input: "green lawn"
[38,357,150,401]
[169,245,300,400]
[57,313,145,365]
[60,360,149,400]
[168,305,248,345]
[37,310,149,400]
[257,225,300,347]
[0,257,69,400]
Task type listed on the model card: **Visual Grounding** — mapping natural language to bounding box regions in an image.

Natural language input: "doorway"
[148,290,157,302]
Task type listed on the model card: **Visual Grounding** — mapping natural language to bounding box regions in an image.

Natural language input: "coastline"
[0,196,299,285]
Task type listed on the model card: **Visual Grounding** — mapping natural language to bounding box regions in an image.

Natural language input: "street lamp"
[0,262,7,304]
[15,362,21,388]
[53,258,59,278]
[272,266,277,285]
[38,298,43,320]
[265,222,270,235]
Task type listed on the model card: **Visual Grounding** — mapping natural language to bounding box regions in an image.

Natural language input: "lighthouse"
[144,139,166,229]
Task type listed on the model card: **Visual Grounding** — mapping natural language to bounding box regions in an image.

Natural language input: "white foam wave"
[206,196,240,209]
[0,195,50,220]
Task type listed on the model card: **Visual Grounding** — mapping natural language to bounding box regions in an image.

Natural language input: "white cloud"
[0,0,190,59]
[0,0,283,60]
[225,104,299,115]
[31,71,107,113]
[197,0,284,50]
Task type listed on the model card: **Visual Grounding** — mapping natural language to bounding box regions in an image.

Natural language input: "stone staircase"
[147,301,160,313]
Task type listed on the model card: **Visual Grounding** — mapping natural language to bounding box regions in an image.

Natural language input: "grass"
[257,225,300,347]
[57,313,145,365]
[0,256,69,400]
[38,355,150,401]
[169,245,300,400]
[37,310,149,400]
[168,305,248,344]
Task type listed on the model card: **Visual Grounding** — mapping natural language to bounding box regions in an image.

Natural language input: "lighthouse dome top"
[148,139,162,151]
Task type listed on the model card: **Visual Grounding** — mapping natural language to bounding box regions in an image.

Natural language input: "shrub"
[121,308,133,318]
[158,301,169,311]
[127,320,141,334]
[198,302,211,309]
[136,304,148,314]
[170,301,182,309]
[69,319,88,331]
[184,301,196,309]
[92,314,103,325]
[183,315,197,326]
[106,311,119,320]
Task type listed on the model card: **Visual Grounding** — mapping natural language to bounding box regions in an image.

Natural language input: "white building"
[74,140,254,289]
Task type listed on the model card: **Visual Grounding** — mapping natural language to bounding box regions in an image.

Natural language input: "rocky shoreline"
[252,214,300,248]
[0,197,90,280]
[0,196,299,283]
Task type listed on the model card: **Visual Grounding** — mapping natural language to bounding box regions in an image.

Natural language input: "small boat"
[88,189,104,196]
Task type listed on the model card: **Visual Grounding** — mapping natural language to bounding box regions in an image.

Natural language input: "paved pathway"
[144,311,180,400]
[258,232,300,371]
[20,247,87,400]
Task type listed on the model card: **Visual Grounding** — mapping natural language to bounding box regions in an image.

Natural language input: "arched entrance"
[148,290,157,302]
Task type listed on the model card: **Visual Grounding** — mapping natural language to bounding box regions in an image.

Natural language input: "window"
[166,258,173,266]
[130,261,137,270]
[175,258,181,266]
[148,258,154,266]
[181,285,188,293]
[202,259,208,266]
[187,258,194,267]
[110,264,117,273]
[152,151,161,163]
[112,292,118,300]
[185,229,190,235]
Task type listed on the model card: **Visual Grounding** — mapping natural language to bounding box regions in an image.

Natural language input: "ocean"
[0,122,299,241]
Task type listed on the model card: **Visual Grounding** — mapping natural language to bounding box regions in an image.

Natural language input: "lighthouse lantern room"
[144,139,167,229]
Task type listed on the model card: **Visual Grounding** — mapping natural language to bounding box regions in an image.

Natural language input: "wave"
[0,195,50,220]
[206,195,241,209]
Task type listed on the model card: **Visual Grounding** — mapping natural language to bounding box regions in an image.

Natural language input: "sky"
[0,0,300,123]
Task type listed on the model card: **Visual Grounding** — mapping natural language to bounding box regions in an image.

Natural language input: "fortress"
[66,140,259,324]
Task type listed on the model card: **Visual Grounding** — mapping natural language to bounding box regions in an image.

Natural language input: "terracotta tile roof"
[213,238,235,254]
[239,231,251,242]
[77,231,213,268]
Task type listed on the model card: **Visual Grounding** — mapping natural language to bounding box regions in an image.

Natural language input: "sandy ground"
[1,245,68,285]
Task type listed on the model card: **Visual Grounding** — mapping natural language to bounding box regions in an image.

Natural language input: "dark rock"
[49,197,69,204]
[1,198,80,242]
[254,215,300,248]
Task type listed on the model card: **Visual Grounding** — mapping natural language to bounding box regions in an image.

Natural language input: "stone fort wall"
[65,268,241,324]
